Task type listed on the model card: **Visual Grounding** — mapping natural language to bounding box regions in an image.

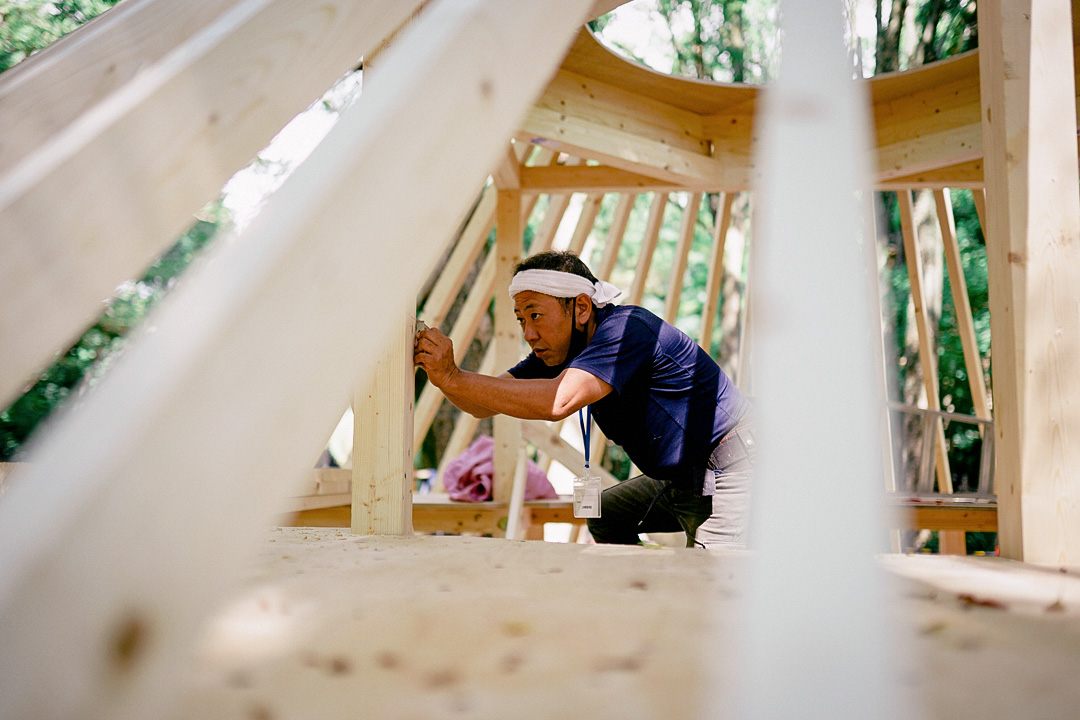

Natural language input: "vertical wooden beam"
[627,193,668,304]
[492,190,523,503]
[979,0,1080,564]
[597,193,635,281]
[663,192,702,324]
[735,0,894,714]
[568,192,604,254]
[934,189,991,426]
[352,315,415,536]
[971,187,988,239]
[699,193,735,355]
[898,190,953,493]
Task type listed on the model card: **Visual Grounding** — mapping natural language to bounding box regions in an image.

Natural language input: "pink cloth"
[441,435,558,502]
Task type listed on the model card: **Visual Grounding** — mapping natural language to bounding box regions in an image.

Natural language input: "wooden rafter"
[933,189,991,428]
[0,0,429,407]
[699,192,735,355]
[627,193,668,304]
[0,0,595,715]
[898,190,953,494]
[663,192,702,323]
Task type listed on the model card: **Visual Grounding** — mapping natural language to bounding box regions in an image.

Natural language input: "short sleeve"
[567,311,656,394]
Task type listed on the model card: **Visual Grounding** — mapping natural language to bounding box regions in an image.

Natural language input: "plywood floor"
[174,529,1080,720]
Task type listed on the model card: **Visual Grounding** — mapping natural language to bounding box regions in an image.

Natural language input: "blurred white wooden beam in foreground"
[0,0,593,718]
[727,1,913,718]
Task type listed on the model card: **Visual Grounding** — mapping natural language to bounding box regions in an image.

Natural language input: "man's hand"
[414,327,459,388]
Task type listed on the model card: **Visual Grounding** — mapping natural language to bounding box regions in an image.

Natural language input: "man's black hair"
[513,251,598,312]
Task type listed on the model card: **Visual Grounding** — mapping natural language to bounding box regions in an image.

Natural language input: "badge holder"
[573,406,601,519]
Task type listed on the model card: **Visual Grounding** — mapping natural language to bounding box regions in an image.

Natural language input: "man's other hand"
[414,327,459,388]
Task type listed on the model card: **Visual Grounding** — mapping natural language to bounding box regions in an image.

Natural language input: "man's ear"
[574,294,592,327]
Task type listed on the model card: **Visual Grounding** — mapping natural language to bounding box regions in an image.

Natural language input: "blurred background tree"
[0,0,122,73]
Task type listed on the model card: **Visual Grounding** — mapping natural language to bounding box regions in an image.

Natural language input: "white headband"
[508,269,622,308]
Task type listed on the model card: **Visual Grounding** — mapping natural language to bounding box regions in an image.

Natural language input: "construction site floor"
[174,529,1080,720]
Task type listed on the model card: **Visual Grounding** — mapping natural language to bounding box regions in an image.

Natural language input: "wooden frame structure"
[1,0,1079,715]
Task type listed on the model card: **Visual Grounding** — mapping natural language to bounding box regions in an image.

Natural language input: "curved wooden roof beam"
[518,28,1080,192]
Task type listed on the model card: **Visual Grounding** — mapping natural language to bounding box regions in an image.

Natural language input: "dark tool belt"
[707,417,756,473]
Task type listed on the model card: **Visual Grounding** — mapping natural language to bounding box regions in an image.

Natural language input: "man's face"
[513,291,575,366]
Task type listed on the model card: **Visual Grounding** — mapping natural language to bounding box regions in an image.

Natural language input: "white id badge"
[573,473,601,518]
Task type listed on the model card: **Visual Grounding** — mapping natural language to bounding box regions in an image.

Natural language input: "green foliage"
[0,0,122,74]
[0,211,226,460]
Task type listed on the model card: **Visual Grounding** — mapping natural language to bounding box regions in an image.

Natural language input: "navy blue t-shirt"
[508,304,749,484]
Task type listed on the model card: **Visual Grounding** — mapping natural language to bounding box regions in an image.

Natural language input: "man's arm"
[439,367,610,421]
[415,328,612,420]
[438,372,512,419]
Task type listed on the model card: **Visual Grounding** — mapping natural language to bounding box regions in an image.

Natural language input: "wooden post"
[979,0,1080,564]
[352,315,415,536]
[568,193,604,254]
[699,192,734,355]
[597,193,635,281]
[492,190,524,503]
[934,189,991,427]
[628,193,668,304]
[663,192,702,323]
[735,0,894,714]
[898,189,953,494]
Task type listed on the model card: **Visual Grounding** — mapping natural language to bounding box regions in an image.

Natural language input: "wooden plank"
[492,190,524,503]
[898,190,953,493]
[971,187,988,237]
[877,159,984,189]
[596,193,634,281]
[0,0,428,408]
[891,504,998,533]
[872,56,983,181]
[291,467,351,497]
[979,0,1080,564]
[281,505,351,528]
[284,492,352,513]
[521,420,618,488]
[567,193,604,254]
[0,1,593,717]
[518,67,735,190]
[0,0,242,170]
[934,189,991,427]
[627,193,668,304]
[663,192,701,323]
[520,164,688,193]
[739,2,895,716]
[352,315,415,536]
[699,192,734,354]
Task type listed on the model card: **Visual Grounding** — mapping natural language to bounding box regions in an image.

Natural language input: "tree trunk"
[876,0,908,73]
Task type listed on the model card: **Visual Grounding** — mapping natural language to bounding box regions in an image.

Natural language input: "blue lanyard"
[577,405,592,471]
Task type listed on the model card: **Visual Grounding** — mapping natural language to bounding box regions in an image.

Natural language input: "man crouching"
[414,250,754,548]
